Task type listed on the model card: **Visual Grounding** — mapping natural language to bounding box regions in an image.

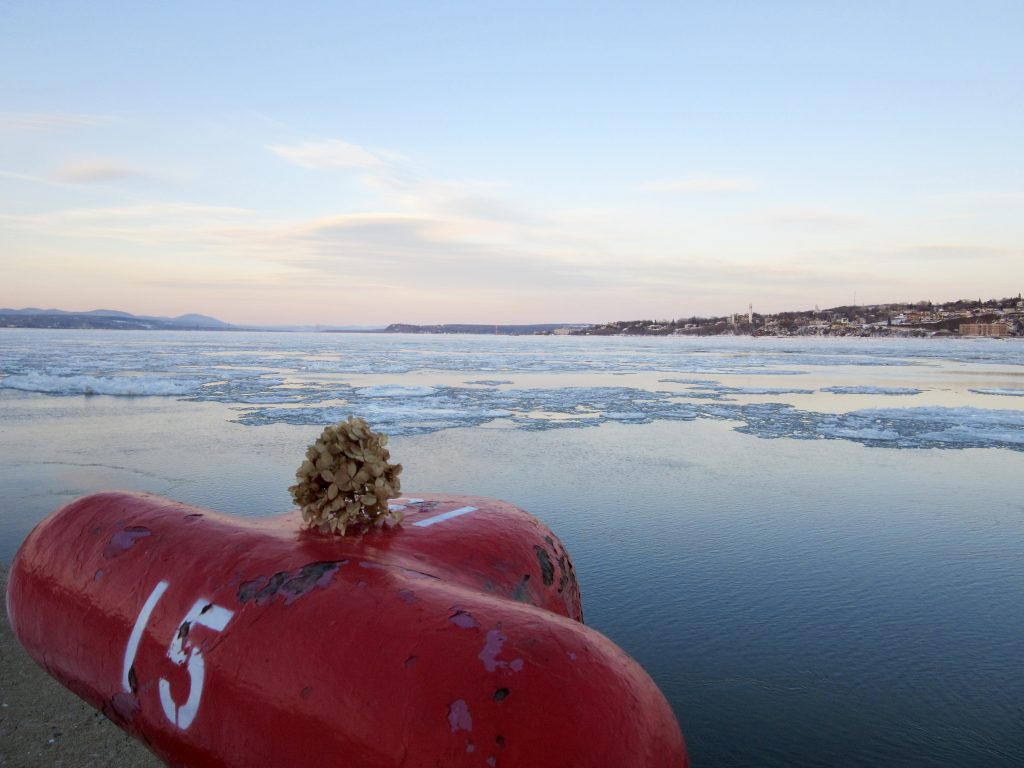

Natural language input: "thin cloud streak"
[887,244,1017,262]
[758,206,867,230]
[53,157,152,184]
[269,139,389,169]
[1,203,258,247]
[0,169,61,186]
[5,132,1019,324]
[0,112,111,133]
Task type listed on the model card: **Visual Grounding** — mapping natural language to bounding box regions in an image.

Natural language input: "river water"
[2,330,1022,765]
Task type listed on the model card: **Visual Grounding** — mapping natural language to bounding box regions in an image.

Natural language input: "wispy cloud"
[759,206,866,230]
[638,175,762,194]
[269,139,390,169]
[53,157,152,184]
[0,112,110,133]
[0,169,59,186]
[16,129,1001,323]
[885,244,1017,262]
[268,137,539,242]
[1,203,257,245]
[46,202,254,222]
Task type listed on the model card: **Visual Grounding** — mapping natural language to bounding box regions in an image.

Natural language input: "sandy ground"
[0,563,161,768]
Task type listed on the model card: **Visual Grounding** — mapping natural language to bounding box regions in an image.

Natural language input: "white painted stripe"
[413,506,478,527]
[123,580,169,691]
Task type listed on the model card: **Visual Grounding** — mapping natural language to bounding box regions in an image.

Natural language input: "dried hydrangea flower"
[289,416,403,535]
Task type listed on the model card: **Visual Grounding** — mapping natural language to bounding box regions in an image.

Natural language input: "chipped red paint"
[7,491,689,767]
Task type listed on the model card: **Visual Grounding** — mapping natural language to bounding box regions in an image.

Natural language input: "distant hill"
[0,308,232,331]
[0,309,590,334]
[170,313,232,328]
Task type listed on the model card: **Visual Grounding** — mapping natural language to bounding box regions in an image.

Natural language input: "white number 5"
[123,581,234,730]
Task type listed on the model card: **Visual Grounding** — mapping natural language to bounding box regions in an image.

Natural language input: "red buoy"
[7,492,688,767]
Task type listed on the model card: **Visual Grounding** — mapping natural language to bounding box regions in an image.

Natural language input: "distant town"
[572,295,1024,338]
[2,295,1023,337]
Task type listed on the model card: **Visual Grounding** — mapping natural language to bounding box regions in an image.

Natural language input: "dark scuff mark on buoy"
[511,574,531,603]
[397,588,418,604]
[493,687,510,702]
[238,572,284,604]
[357,562,439,581]
[479,629,524,673]
[533,546,554,586]
[300,686,313,700]
[556,555,569,594]
[542,535,583,621]
[177,621,191,641]
[102,526,151,559]
[106,692,139,725]
[237,561,344,606]
[449,609,479,629]
[448,699,473,733]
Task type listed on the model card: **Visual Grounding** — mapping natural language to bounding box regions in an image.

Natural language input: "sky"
[1,1,1022,326]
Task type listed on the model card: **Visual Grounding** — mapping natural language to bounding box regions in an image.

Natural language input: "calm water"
[2,330,1023,766]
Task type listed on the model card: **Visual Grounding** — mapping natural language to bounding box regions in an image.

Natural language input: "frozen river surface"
[2,330,1023,765]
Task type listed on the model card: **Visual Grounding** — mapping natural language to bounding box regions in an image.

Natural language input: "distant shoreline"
[3,293,1023,337]
[3,325,1022,339]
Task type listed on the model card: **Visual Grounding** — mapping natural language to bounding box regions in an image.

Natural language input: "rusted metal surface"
[7,492,689,767]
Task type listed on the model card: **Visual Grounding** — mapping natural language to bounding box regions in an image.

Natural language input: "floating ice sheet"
[0,372,202,397]
[1,332,971,384]
[821,386,923,395]
[699,384,816,395]
[356,385,438,397]
[969,388,1024,397]
[2,332,1022,451]
[721,403,1024,450]
[229,383,1024,451]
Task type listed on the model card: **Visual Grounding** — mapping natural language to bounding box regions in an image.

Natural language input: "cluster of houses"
[575,297,1024,338]
[755,299,1024,337]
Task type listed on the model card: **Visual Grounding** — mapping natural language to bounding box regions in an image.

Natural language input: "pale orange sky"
[2,3,1022,325]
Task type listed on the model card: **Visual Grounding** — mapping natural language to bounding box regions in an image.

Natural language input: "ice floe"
[229,384,1024,452]
[356,385,438,398]
[0,372,201,397]
[701,384,816,395]
[820,386,923,395]
[2,331,1022,451]
[720,404,1024,450]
